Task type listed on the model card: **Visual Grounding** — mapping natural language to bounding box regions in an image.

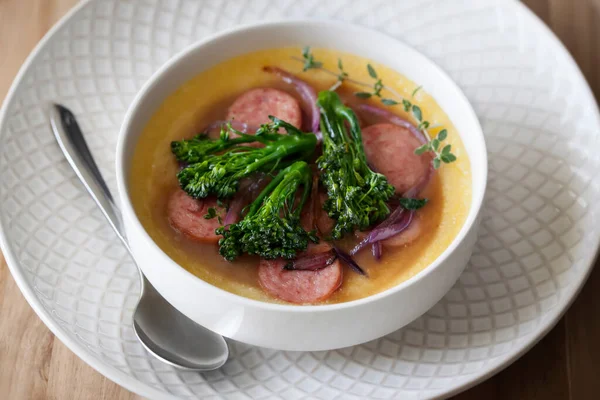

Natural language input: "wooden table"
[1,1,599,399]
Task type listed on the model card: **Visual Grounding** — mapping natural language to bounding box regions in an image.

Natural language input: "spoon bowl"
[133,275,229,370]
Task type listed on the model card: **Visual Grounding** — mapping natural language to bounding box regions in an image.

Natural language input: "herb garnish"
[411,85,423,97]
[354,63,384,99]
[415,129,456,169]
[301,46,322,71]
[337,58,348,82]
[204,207,217,219]
[204,207,223,224]
[294,48,457,169]
[398,198,428,210]
[328,58,349,91]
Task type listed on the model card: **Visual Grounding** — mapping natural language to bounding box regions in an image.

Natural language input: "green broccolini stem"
[171,132,262,163]
[246,161,311,218]
[217,161,318,261]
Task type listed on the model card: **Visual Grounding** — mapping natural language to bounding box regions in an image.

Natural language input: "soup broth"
[129,47,472,304]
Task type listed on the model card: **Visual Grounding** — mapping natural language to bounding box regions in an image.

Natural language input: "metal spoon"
[49,104,229,371]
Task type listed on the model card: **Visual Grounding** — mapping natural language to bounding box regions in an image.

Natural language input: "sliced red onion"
[223,174,269,225]
[333,246,367,276]
[368,210,414,243]
[283,250,337,271]
[372,242,382,260]
[223,197,243,226]
[365,205,404,233]
[367,161,379,173]
[263,66,320,135]
[350,208,415,255]
[358,104,427,144]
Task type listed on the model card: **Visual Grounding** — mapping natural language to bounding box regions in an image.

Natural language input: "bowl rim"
[115,18,488,313]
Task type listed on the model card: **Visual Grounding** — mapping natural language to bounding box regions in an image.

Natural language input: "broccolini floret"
[217,161,318,261]
[317,91,395,239]
[171,118,317,199]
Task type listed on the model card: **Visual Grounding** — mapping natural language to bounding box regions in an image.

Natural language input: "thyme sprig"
[328,58,349,91]
[354,64,384,98]
[301,46,322,71]
[292,48,457,169]
[337,58,349,82]
[398,198,428,210]
[204,207,223,224]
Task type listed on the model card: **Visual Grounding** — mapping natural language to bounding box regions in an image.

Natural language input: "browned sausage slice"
[361,123,431,195]
[258,243,342,304]
[226,88,302,129]
[167,189,226,243]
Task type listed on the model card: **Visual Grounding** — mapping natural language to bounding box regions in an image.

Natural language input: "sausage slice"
[258,243,342,304]
[361,123,431,195]
[167,189,226,243]
[227,88,302,129]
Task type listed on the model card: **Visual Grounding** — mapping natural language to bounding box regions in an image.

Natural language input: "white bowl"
[115,20,487,351]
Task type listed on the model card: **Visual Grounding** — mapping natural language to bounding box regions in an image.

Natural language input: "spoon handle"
[49,104,130,251]
[48,104,229,371]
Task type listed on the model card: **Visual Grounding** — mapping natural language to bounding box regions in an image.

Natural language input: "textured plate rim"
[0,1,598,399]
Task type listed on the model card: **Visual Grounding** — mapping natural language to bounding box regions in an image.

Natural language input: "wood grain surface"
[0,1,599,399]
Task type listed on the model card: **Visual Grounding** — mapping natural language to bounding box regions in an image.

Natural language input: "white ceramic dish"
[1,0,599,398]
[115,20,487,352]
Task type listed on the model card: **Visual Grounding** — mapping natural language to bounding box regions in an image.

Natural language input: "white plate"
[1,0,599,399]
